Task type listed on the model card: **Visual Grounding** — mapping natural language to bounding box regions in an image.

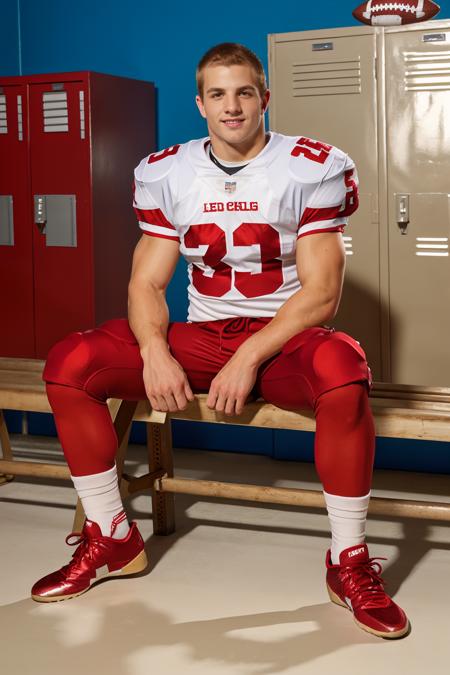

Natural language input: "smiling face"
[196,63,270,162]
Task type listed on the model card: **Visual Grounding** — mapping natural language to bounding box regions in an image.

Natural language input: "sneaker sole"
[31,549,148,603]
[327,583,410,639]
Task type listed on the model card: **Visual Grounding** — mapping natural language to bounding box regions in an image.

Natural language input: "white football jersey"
[133,132,358,322]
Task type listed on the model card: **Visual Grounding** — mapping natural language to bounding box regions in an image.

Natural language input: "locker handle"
[34,195,47,234]
[395,194,409,235]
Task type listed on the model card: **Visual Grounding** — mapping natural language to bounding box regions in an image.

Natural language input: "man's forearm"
[128,281,171,359]
[237,285,338,367]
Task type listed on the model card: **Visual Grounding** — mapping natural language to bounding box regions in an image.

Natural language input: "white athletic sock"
[324,490,371,565]
[71,465,130,539]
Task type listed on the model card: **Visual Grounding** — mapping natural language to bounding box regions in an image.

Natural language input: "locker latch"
[395,194,410,235]
[34,195,47,233]
[33,194,77,246]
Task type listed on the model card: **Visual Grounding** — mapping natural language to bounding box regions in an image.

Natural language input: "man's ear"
[196,94,207,119]
[262,89,271,114]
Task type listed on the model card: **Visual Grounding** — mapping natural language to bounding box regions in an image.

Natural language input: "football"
[352,1,440,26]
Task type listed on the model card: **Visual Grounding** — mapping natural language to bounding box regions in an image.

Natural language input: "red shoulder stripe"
[134,207,176,231]
[299,205,343,226]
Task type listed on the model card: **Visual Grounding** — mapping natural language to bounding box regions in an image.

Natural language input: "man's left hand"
[207,350,259,416]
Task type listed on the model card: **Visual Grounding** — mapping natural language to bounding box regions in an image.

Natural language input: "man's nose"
[223,94,242,114]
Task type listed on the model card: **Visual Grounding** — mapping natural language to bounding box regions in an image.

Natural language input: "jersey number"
[184,222,283,298]
[147,145,181,164]
[291,137,331,164]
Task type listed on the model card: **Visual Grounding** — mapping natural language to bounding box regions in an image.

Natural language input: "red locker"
[0,72,155,358]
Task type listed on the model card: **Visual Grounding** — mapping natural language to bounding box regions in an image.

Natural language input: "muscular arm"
[207,231,346,415]
[239,230,346,365]
[128,234,194,411]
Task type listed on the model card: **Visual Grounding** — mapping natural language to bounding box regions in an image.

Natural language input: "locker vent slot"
[17,95,23,141]
[343,235,354,256]
[0,95,7,134]
[79,91,85,139]
[415,236,449,256]
[404,51,450,91]
[291,58,361,97]
[43,91,69,132]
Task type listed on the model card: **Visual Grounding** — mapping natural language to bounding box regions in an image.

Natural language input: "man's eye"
[211,93,222,99]
[240,91,252,97]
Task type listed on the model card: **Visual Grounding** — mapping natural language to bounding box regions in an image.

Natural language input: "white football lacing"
[364,1,425,17]
[372,4,415,14]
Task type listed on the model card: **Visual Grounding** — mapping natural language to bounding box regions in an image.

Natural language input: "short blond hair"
[196,43,267,99]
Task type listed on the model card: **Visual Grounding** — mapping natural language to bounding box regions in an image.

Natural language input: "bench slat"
[0,391,52,412]
[0,374,45,389]
[1,392,450,440]
[0,358,45,372]
[1,361,450,441]
[1,361,450,403]
[159,476,450,521]
[165,397,450,441]
[368,398,450,412]
[372,381,450,397]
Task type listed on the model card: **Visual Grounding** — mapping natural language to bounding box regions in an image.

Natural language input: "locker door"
[269,31,382,378]
[385,27,450,385]
[29,80,93,358]
[0,83,35,357]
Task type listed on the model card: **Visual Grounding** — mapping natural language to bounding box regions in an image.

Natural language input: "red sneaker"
[326,544,409,638]
[31,520,148,602]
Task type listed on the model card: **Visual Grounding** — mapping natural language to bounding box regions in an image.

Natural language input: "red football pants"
[44,317,375,496]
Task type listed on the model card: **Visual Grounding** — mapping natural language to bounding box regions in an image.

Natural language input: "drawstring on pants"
[218,317,253,352]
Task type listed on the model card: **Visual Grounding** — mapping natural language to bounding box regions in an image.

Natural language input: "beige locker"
[384,25,450,385]
[269,20,450,387]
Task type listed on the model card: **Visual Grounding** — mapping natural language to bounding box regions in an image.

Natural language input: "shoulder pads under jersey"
[286,136,350,184]
[134,142,187,184]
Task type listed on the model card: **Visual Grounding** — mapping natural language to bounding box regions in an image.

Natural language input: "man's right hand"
[128,234,193,412]
[142,348,195,412]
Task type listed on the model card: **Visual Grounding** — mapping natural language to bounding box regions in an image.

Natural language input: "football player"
[32,43,409,639]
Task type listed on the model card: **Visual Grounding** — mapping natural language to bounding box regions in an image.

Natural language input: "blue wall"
[4,1,450,472]
[0,1,21,75]
[17,0,372,148]
[15,0,450,152]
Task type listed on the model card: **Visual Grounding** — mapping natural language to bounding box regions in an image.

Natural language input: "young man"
[33,43,409,639]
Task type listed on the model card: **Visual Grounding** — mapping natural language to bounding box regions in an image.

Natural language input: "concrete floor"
[1,435,449,675]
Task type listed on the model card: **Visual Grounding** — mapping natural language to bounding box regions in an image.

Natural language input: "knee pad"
[284,329,372,401]
[42,319,137,389]
[43,330,99,389]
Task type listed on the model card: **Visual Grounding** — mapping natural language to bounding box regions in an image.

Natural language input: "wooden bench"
[1,356,450,534]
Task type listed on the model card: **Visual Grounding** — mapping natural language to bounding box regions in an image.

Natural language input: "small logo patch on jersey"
[225,181,236,193]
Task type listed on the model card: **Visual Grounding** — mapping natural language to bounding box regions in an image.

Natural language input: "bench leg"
[147,416,175,535]
[0,410,14,485]
[71,399,137,532]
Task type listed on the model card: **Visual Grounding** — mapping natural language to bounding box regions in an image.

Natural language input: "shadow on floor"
[1,596,379,675]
